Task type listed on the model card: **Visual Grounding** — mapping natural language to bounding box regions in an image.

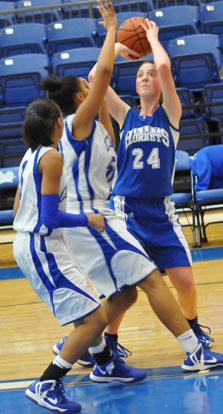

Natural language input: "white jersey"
[59,115,116,213]
[13,146,67,236]
[59,114,157,299]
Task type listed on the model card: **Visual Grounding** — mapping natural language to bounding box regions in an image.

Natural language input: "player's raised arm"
[73,0,117,140]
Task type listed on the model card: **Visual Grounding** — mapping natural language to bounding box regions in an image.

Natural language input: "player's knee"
[177,277,195,293]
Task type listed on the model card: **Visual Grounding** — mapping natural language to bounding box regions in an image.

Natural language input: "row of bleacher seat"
[0,3,222,168]
[0,36,222,166]
[0,0,223,29]
[0,4,223,51]
[0,30,222,97]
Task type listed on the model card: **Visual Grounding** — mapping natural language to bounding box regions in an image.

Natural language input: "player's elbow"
[41,212,58,229]
[157,61,171,74]
[98,65,113,80]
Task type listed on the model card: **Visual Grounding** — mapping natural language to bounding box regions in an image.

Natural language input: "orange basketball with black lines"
[116,16,152,58]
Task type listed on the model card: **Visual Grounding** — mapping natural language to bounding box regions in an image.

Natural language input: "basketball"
[116,16,152,58]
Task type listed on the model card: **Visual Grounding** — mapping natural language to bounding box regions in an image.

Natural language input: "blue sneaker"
[193,324,214,349]
[52,336,95,368]
[182,343,223,372]
[52,336,68,355]
[104,334,132,358]
[25,379,81,413]
[89,356,146,383]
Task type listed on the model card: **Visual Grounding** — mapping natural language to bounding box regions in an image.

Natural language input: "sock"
[104,332,118,341]
[187,316,198,330]
[90,338,113,366]
[177,329,198,353]
[40,356,73,382]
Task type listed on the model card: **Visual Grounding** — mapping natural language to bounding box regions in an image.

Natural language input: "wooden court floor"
[0,214,223,383]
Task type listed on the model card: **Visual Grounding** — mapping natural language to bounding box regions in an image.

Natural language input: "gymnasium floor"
[1,219,223,414]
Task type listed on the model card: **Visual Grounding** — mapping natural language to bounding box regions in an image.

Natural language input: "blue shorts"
[110,195,192,270]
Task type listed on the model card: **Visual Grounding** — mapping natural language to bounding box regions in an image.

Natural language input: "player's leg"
[104,312,132,358]
[167,266,213,348]
[137,270,223,372]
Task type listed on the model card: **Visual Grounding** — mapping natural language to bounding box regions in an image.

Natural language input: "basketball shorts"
[110,195,192,270]
[64,202,157,298]
[13,232,100,326]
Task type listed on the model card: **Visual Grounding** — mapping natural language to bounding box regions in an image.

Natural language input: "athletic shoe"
[89,356,147,383]
[193,323,214,349]
[52,336,68,355]
[76,349,95,367]
[182,343,223,372]
[25,379,81,413]
[104,334,132,358]
[52,336,95,368]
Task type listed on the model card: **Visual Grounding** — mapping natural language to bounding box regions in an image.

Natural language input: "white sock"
[177,329,198,353]
[53,355,73,369]
[90,338,106,354]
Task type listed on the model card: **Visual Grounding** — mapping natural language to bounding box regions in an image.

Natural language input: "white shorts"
[13,232,100,326]
[64,203,157,298]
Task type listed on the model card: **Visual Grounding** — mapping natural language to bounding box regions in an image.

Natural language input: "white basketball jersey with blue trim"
[13,146,67,235]
[60,114,116,211]
[112,106,180,199]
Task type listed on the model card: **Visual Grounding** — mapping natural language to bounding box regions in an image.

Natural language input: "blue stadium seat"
[112,0,152,13]
[0,53,48,106]
[190,145,223,246]
[170,150,195,244]
[178,118,211,155]
[0,23,46,58]
[202,82,223,142]
[47,18,97,56]
[176,87,197,119]
[0,1,15,28]
[168,34,221,90]
[16,0,61,24]
[0,138,28,167]
[52,47,100,78]
[96,11,145,46]
[149,6,199,50]
[113,54,153,96]
[151,0,200,8]
[61,0,99,19]
[119,94,138,108]
[0,106,25,139]
[199,1,223,61]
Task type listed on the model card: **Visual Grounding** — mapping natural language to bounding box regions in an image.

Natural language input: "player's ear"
[75,91,85,105]
[57,116,64,130]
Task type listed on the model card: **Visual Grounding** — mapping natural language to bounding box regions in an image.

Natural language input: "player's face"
[136,63,161,98]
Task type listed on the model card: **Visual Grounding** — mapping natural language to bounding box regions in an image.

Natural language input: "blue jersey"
[112,106,180,199]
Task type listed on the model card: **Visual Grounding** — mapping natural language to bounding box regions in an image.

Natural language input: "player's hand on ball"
[140,18,159,43]
[116,43,141,61]
[87,213,105,232]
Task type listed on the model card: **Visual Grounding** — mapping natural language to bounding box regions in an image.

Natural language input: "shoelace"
[56,380,69,402]
[196,324,215,344]
[111,341,132,358]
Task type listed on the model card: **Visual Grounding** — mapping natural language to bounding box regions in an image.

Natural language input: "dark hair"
[23,98,60,151]
[40,75,80,115]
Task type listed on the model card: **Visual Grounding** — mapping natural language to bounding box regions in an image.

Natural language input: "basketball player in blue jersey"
[89,18,214,349]
[41,4,223,378]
